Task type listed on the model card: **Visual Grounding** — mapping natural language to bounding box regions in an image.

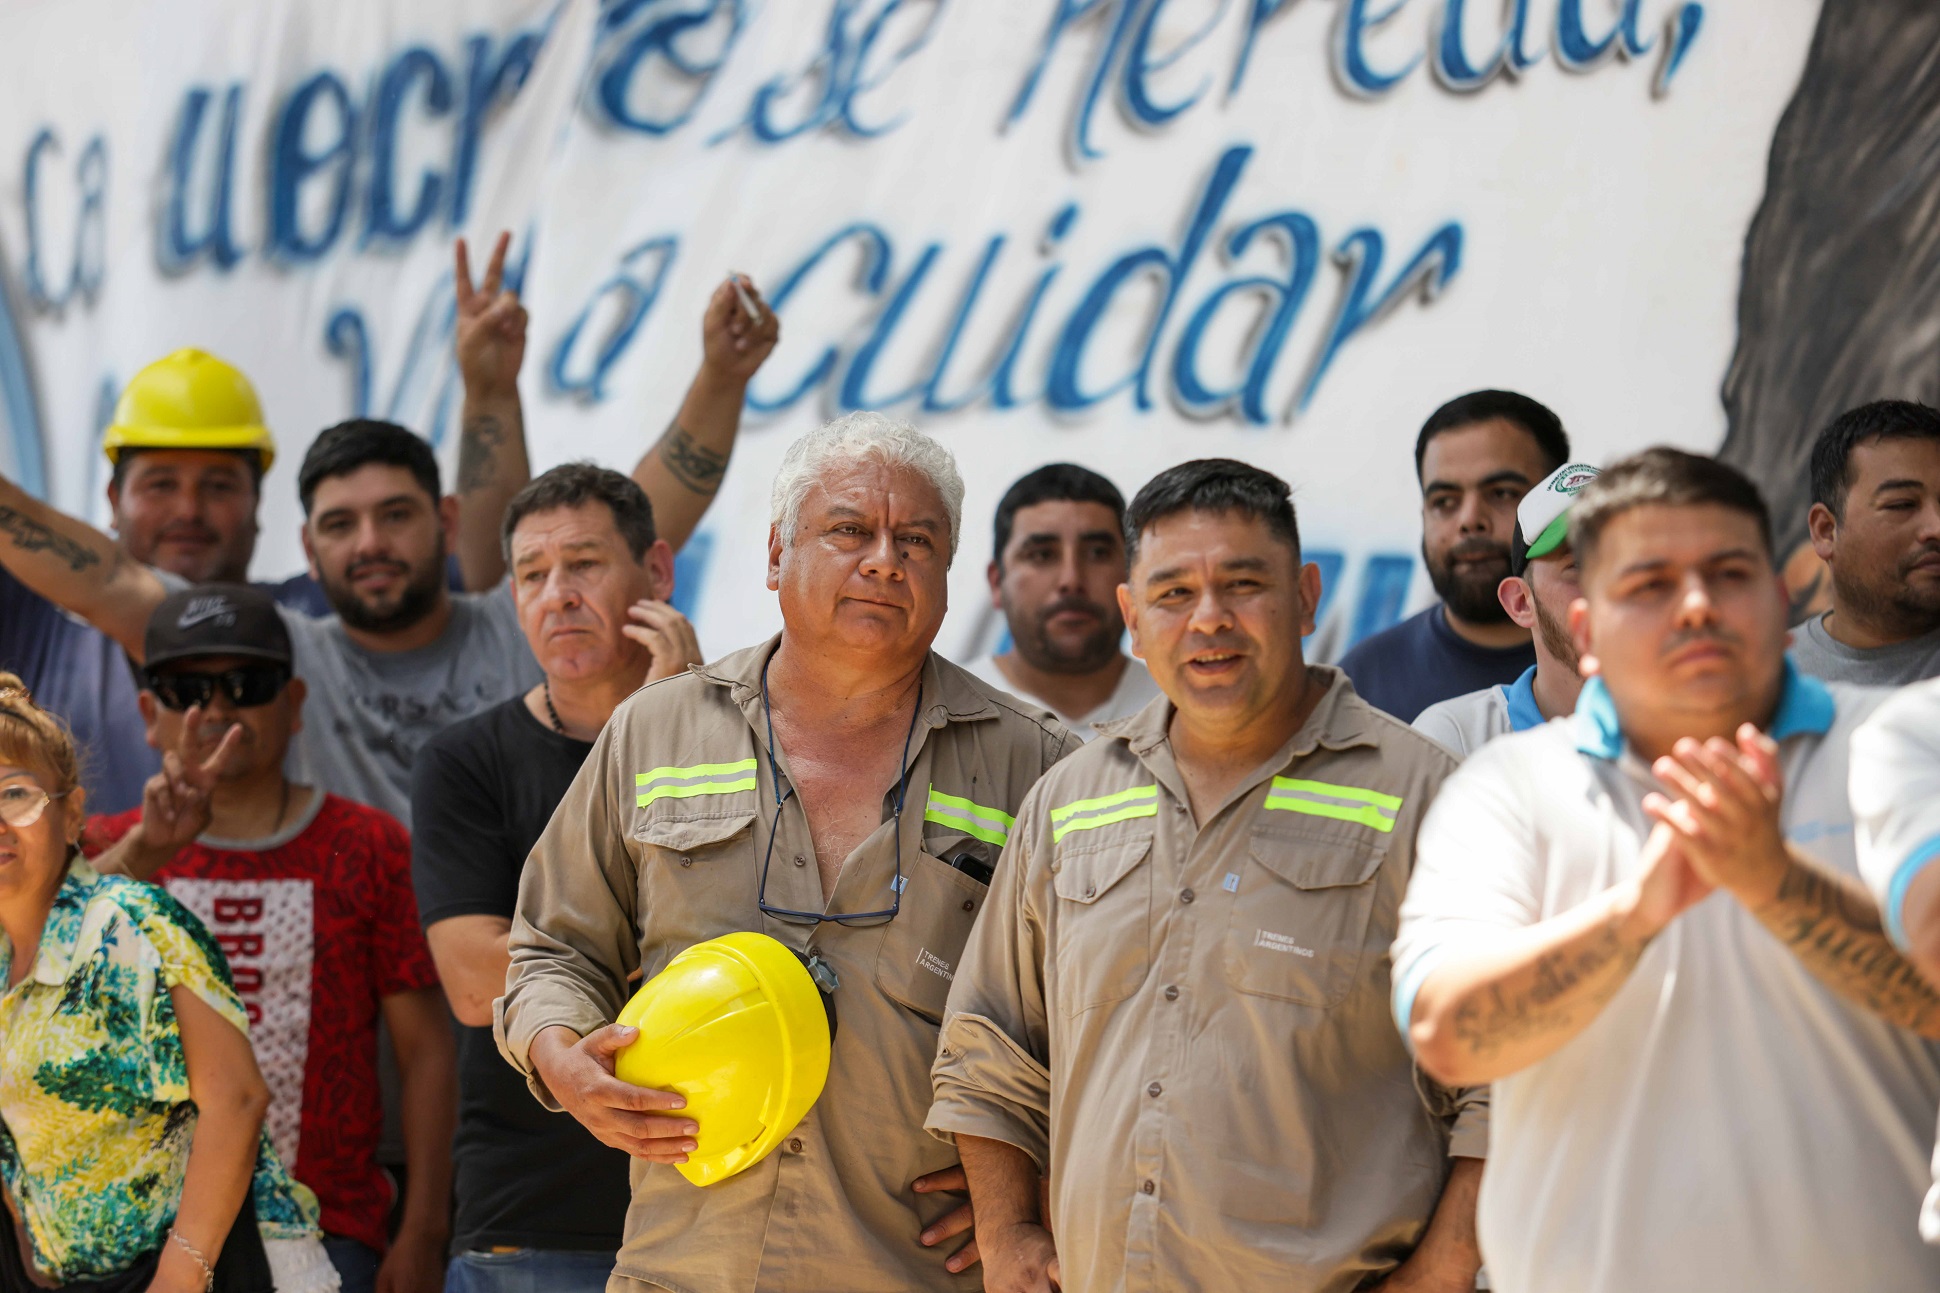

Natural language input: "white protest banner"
[0,1,1844,657]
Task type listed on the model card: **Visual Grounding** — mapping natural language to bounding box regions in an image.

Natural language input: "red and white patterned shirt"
[85,792,439,1253]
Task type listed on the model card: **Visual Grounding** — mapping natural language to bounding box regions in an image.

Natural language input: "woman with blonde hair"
[0,674,335,1292]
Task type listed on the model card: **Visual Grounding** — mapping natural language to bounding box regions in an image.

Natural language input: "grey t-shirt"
[1789,613,1940,687]
[282,586,543,827]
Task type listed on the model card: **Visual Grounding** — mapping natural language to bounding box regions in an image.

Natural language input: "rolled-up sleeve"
[495,718,643,1108]
[927,791,1054,1168]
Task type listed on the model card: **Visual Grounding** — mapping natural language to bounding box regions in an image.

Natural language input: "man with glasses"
[83,585,457,1293]
[495,413,1073,1293]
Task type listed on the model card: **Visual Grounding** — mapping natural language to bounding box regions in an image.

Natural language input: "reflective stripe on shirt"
[1049,784,1159,842]
[634,759,759,807]
[923,786,1016,846]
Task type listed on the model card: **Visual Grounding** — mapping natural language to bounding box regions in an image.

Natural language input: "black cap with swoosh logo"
[145,582,293,668]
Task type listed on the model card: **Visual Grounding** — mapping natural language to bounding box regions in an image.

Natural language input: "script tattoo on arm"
[656,423,729,496]
[1449,917,1645,1060]
[456,412,507,494]
[0,505,102,573]
[1757,852,1940,1037]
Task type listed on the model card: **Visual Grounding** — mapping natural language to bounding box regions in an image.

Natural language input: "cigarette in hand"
[727,272,763,324]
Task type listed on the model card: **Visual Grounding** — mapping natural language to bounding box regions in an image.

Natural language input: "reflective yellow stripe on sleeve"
[1263,776,1402,833]
[923,785,1016,847]
[1050,784,1159,843]
[635,759,759,807]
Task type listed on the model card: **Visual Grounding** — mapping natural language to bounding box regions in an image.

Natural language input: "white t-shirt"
[1852,676,1940,1243]
[964,653,1161,741]
[1393,667,1940,1293]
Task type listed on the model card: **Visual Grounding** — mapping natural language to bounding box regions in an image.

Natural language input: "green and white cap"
[1512,461,1600,574]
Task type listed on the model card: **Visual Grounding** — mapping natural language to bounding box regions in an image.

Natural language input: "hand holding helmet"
[528,1022,699,1164]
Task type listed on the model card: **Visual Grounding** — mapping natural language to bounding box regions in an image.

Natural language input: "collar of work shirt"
[1096,665,1377,830]
[694,634,1004,950]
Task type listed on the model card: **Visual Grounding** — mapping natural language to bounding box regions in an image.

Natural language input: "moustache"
[1661,625,1740,656]
[1037,596,1110,623]
[156,523,220,545]
[1902,541,1940,572]
[346,559,409,581]
[1444,540,1510,566]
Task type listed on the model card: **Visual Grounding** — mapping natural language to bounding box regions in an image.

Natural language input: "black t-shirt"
[1336,604,1537,723]
[410,697,627,1255]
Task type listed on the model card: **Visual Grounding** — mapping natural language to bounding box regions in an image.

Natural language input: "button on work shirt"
[1393,666,1940,1293]
[928,667,1482,1292]
[496,636,1072,1293]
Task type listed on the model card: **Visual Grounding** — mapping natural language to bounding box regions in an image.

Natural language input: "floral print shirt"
[0,858,319,1282]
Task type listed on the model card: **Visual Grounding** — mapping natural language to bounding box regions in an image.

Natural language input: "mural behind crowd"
[0,0,1843,657]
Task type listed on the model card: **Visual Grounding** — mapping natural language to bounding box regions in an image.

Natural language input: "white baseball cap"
[1513,462,1601,574]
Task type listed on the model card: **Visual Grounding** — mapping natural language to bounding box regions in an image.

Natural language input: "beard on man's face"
[1011,594,1123,675]
[1424,537,1513,625]
[1530,594,1580,670]
[323,545,446,634]
[1833,538,1940,637]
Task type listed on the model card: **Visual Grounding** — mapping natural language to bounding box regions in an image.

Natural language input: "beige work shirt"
[496,635,1072,1293]
[927,667,1485,1292]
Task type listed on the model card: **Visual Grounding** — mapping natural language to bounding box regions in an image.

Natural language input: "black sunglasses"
[146,664,292,712]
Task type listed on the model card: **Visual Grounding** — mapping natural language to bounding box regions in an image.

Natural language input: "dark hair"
[501,462,659,561]
[1123,458,1299,565]
[1570,447,1773,572]
[1808,399,1940,518]
[110,447,264,494]
[1414,390,1570,482]
[297,419,440,515]
[992,463,1126,564]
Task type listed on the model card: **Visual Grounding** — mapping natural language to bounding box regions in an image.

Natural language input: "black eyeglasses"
[145,665,292,712]
[755,655,920,928]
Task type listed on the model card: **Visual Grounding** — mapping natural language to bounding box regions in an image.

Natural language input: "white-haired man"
[494,413,1075,1291]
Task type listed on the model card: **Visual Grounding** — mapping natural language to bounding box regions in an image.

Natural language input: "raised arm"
[630,274,780,553]
[0,472,165,658]
[452,232,531,591]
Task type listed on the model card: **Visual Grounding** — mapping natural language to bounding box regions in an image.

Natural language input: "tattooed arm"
[452,233,532,590]
[630,275,779,554]
[1410,822,1713,1086]
[1648,727,1940,1037]
[0,473,165,659]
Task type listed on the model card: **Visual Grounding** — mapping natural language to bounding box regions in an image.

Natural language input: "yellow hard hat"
[614,932,833,1187]
[103,348,275,471]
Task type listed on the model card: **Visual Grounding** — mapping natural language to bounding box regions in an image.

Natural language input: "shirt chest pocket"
[631,807,757,945]
[1221,831,1386,1008]
[1050,832,1154,1017]
[874,847,989,1024]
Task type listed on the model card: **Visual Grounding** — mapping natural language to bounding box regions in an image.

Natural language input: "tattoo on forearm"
[1450,919,1643,1059]
[457,413,507,494]
[1765,858,1940,1032]
[0,506,101,573]
[657,424,729,496]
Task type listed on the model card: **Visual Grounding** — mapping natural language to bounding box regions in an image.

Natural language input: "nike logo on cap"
[176,596,237,629]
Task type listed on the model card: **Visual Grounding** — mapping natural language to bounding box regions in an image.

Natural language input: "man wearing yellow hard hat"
[0,235,776,824]
[0,347,277,813]
[496,412,1076,1292]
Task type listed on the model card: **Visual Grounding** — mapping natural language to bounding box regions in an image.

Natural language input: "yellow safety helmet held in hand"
[614,932,834,1187]
[103,348,275,471]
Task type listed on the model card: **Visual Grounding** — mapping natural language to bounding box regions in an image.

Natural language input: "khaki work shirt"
[496,636,1072,1293]
[927,667,1485,1293]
